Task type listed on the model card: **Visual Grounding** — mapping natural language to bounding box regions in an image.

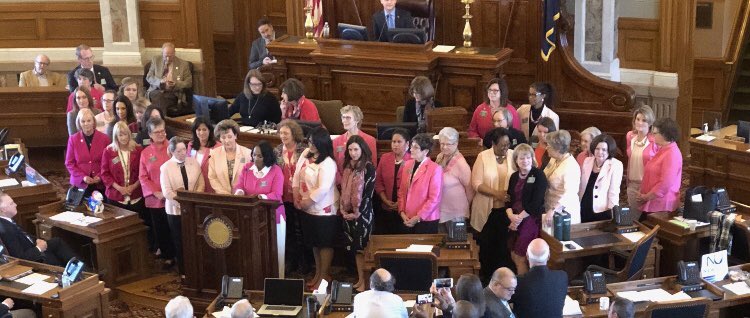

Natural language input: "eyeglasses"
[488,89,501,94]
[439,142,456,147]
[102,98,115,103]
[248,82,263,87]
[35,61,50,66]
[151,130,167,135]
[528,92,542,97]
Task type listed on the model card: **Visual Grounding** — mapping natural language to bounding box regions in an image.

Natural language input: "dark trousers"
[394,219,439,234]
[43,237,79,267]
[284,202,311,271]
[374,206,403,235]
[166,214,183,273]
[148,207,174,260]
[108,199,154,252]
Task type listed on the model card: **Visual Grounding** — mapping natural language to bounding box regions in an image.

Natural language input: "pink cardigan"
[640,142,682,213]
[467,102,521,138]
[578,157,624,213]
[375,152,411,210]
[397,158,443,221]
[233,164,285,224]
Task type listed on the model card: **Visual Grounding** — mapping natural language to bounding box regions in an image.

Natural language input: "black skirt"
[301,213,341,248]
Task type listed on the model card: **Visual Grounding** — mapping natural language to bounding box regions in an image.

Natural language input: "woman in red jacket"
[65,108,109,196]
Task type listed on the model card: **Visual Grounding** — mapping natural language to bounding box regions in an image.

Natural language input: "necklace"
[634,133,648,147]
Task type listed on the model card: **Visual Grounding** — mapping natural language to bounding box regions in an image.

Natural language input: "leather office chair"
[309,99,345,135]
[644,297,711,318]
[395,0,435,42]
[374,251,438,293]
[585,225,660,283]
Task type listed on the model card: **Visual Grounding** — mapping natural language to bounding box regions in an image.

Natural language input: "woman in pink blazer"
[397,133,443,234]
[208,120,253,194]
[233,141,286,278]
[639,118,682,214]
[375,128,411,234]
[186,117,219,193]
[160,137,205,275]
[578,134,623,222]
[626,105,657,220]
[65,108,109,196]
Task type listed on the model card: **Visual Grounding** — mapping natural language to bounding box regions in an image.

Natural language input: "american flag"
[310,0,324,37]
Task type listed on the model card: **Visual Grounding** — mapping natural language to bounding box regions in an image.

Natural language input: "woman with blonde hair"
[65,108,108,196]
[626,105,657,220]
[543,130,581,225]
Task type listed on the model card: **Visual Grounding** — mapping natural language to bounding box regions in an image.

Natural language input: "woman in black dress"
[229,69,281,126]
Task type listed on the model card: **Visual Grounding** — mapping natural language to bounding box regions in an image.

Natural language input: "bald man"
[509,239,567,318]
[19,54,66,87]
[146,42,193,114]
[353,268,408,318]
[484,267,516,318]
[230,299,254,318]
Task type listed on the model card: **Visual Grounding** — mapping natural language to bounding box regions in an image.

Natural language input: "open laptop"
[256,278,305,317]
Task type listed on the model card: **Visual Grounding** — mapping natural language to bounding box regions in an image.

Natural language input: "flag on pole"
[541,0,561,62]
[311,0,324,37]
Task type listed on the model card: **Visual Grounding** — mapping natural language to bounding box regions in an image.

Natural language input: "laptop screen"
[263,278,304,306]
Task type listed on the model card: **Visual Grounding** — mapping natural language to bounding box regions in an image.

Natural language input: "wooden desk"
[35,201,150,287]
[362,234,479,286]
[0,87,68,148]
[541,221,660,280]
[0,163,59,234]
[708,263,750,312]
[689,125,750,218]
[642,213,711,276]
[0,258,109,317]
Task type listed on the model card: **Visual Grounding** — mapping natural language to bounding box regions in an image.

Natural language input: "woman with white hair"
[543,130,581,225]
[333,105,378,180]
[436,127,473,233]
[576,126,601,167]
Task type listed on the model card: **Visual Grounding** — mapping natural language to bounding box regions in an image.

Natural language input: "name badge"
[336,145,345,153]
[149,155,156,162]
[111,157,120,165]
[480,110,487,117]
[260,180,268,187]
[512,138,518,145]
[522,118,529,124]
[527,176,536,184]
[143,138,151,146]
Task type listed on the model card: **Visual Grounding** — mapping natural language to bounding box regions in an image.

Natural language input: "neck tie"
[179,163,189,190]
[11,221,33,244]
[387,13,395,29]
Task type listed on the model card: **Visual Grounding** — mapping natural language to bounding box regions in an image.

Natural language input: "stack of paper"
[21,281,57,295]
[50,211,102,226]
[396,244,435,252]
[617,288,692,302]
[723,281,750,295]
[15,273,50,285]
[622,231,646,243]
[562,295,583,315]
[0,178,19,188]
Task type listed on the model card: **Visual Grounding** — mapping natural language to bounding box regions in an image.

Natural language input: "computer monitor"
[738,120,750,143]
[376,122,418,140]
[387,28,426,44]
[294,120,323,137]
[338,23,368,41]
[193,95,229,125]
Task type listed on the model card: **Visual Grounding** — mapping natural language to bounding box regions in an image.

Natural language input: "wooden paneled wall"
[692,58,731,127]
[617,18,660,70]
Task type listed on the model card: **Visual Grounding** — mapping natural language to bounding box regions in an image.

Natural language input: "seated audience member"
[533,117,557,170]
[165,296,193,318]
[339,136,376,292]
[469,78,520,140]
[67,86,101,135]
[65,108,108,195]
[230,299,254,318]
[510,238,567,318]
[68,44,117,92]
[146,42,193,112]
[249,18,276,70]
[371,0,413,42]
[233,141,285,277]
[293,127,339,290]
[483,108,526,149]
[517,82,560,141]
[106,95,138,137]
[543,130,581,225]
[187,117,220,193]
[436,127,473,232]
[66,68,103,113]
[608,297,635,318]
[638,118,682,216]
[0,297,35,318]
[433,274,486,318]
[485,267,517,318]
[626,105,656,221]
[95,90,116,133]
[576,126,601,167]
[472,128,515,234]
[208,120,253,195]
[229,69,281,126]
[352,268,407,318]
[139,117,175,268]
[374,128,411,234]
[161,137,204,275]
[279,78,320,121]
[579,134,623,223]
[333,105,378,178]
[403,76,442,133]
[135,105,175,145]
[505,144,547,275]
[0,193,79,266]
[119,77,141,103]
[397,133,442,234]
[19,54,65,87]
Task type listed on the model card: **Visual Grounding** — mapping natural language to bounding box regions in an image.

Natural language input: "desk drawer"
[37,223,53,240]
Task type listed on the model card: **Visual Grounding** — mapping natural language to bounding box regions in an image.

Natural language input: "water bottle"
[322,22,330,39]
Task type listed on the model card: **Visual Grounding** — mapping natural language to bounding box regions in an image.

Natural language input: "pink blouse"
[234,164,286,223]
[437,152,473,222]
[640,142,682,213]
[468,102,521,138]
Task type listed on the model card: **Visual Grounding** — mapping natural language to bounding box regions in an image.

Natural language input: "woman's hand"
[430,284,455,311]
[405,216,421,227]
[234,189,245,196]
[544,212,554,226]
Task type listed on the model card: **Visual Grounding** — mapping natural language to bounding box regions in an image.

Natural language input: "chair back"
[622,225,659,281]
[192,95,229,125]
[309,99,345,135]
[396,0,435,41]
[374,251,437,293]
[644,297,711,318]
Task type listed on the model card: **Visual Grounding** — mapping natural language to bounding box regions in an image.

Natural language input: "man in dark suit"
[67,44,117,92]
[248,18,276,70]
[0,193,78,266]
[484,267,516,318]
[510,238,568,318]
[371,0,414,42]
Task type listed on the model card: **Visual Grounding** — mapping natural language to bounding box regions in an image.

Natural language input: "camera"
[417,294,433,304]
[434,278,453,288]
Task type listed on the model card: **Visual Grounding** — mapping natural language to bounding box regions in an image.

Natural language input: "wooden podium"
[176,190,281,300]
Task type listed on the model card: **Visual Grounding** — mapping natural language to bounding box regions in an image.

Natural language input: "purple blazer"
[397,158,443,221]
[65,130,109,189]
[640,142,682,212]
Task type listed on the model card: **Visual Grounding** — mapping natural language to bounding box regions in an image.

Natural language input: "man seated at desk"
[0,298,35,318]
[353,268,408,318]
[371,0,414,42]
[249,18,276,70]
[146,42,193,113]
[510,238,567,318]
[0,193,78,267]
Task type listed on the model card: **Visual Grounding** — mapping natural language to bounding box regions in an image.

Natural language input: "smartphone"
[417,293,433,304]
[434,278,453,288]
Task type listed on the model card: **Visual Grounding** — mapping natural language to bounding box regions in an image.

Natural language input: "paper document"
[21,281,57,295]
[617,288,691,303]
[562,295,582,315]
[622,231,646,243]
[15,273,51,285]
[432,45,456,53]
[0,179,19,188]
[723,281,750,295]
[695,134,716,142]
[239,126,255,133]
[50,211,102,226]
[396,244,434,252]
